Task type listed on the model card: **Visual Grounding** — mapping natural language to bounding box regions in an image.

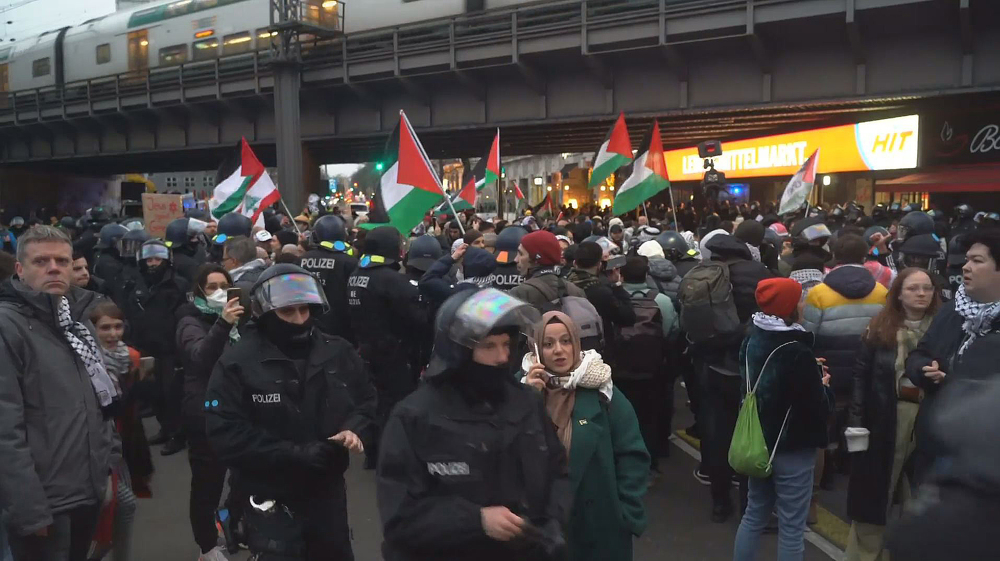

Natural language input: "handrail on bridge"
[0,0,791,121]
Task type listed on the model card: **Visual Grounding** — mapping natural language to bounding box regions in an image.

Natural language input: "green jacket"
[567,387,650,561]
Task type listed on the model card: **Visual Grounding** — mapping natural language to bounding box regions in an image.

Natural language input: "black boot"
[160,435,186,456]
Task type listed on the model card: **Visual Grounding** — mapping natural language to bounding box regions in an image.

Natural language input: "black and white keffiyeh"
[954,284,1000,357]
[57,296,119,407]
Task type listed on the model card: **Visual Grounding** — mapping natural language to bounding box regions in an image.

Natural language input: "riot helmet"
[899,233,944,273]
[655,231,692,262]
[120,229,151,261]
[10,216,24,228]
[121,217,144,231]
[790,217,832,244]
[406,234,444,273]
[954,204,975,222]
[897,211,935,243]
[59,216,77,231]
[138,239,171,263]
[251,264,329,318]
[214,213,253,245]
[494,226,528,265]
[96,223,128,250]
[863,226,890,248]
[902,202,923,213]
[425,288,540,380]
[310,215,349,252]
[164,217,206,249]
[359,226,402,268]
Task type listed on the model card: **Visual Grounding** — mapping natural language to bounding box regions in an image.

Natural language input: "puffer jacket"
[645,257,681,306]
[801,264,887,395]
[0,280,114,535]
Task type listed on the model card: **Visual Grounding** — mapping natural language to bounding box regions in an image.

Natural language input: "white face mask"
[206,289,229,310]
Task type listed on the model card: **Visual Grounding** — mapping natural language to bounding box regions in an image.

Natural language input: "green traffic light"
[375,162,384,171]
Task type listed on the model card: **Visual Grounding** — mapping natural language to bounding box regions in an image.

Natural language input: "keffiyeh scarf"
[954,284,1000,356]
[99,340,129,396]
[58,297,119,407]
[752,312,807,332]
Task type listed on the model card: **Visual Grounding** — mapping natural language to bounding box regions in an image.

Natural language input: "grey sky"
[0,0,115,42]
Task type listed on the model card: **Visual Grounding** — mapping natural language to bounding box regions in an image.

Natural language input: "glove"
[287,441,338,471]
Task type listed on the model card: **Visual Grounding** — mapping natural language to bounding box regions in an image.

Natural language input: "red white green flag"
[613,120,669,216]
[365,111,446,234]
[210,138,281,228]
[778,148,820,216]
[589,112,633,188]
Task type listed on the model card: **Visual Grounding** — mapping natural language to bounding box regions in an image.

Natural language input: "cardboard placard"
[142,193,185,239]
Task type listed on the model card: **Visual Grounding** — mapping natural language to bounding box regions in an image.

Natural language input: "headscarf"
[954,284,1000,356]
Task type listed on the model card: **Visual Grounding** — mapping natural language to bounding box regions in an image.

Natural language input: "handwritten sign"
[142,193,185,239]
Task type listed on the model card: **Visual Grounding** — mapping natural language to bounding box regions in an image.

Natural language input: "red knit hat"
[520,230,562,266]
[755,278,803,319]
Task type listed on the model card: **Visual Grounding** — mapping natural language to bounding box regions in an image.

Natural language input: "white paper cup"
[844,427,870,452]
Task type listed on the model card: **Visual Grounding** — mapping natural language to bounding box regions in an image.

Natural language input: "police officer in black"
[298,215,358,343]
[164,217,209,283]
[403,234,443,283]
[377,288,569,561]
[93,223,129,283]
[205,264,376,561]
[491,226,528,291]
[211,213,254,263]
[347,226,429,467]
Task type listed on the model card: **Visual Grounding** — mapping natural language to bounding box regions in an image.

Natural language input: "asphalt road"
[131,393,844,561]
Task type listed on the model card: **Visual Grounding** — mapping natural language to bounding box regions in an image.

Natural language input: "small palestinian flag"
[210,138,280,228]
[453,129,502,211]
[778,148,820,216]
[365,111,446,234]
[512,179,525,200]
[589,113,633,188]
[529,192,554,217]
[613,120,669,216]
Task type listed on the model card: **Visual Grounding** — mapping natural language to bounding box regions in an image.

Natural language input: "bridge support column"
[273,60,306,216]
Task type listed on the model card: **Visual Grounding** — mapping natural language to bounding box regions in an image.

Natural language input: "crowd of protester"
[0,196,998,561]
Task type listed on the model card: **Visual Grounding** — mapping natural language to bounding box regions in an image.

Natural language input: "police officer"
[347,226,429,468]
[118,239,191,454]
[298,215,358,342]
[898,233,951,299]
[205,264,376,561]
[377,288,569,561]
[403,234,443,283]
[655,230,699,279]
[73,208,109,265]
[491,226,528,291]
[93,223,129,284]
[165,217,209,283]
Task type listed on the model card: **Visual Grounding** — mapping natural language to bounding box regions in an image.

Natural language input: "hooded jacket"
[419,249,497,309]
[645,257,681,305]
[0,280,114,535]
[703,234,774,323]
[801,264,887,395]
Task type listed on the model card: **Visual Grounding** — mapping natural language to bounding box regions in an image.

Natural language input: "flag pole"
[444,192,466,236]
[279,197,304,234]
[667,184,680,232]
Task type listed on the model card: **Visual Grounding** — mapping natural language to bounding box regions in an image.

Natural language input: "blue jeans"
[733,448,816,561]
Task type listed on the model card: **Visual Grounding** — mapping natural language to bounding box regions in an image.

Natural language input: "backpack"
[677,261,741,344]
[728,341,795,478]
[614,289,665,380]
[526,277,605,351]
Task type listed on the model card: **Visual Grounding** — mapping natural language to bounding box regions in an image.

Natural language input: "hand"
[221,298,245,325]
[452,243,469,261]
[922,360,947,384]
[329,430,364,454]
[817,358,831,386]
[291,441,338,471]
[869,232,890,252]
[607,268,621,284]
[525,362,547,391]
[481,506,525,541]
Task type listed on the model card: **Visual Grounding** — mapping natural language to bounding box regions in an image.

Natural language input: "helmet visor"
[800,223,832,242]
[253,273,329,316]
[139,244,170,261]
[187,218,207,236]
[447,289,540,349]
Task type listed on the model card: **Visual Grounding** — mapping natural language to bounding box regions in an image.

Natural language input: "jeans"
[733,448,816,561]
[6,504,100,561]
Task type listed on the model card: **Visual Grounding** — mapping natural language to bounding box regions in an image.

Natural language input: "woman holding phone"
[176,263,244,561]
[522,311,650,561]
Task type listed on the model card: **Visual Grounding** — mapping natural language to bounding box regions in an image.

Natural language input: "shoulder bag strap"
[769,408,793,466]
[748,341,797,395]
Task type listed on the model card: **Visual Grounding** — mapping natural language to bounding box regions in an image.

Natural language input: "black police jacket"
[299,248,358,342]
[347,264,428,377]
[205,324,376,501]
[116,266,189,357]
[377,379,570,561]
[490,263,524,292]
[172,245,207,284]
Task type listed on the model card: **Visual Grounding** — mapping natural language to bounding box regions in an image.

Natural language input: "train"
[0,0,531,94]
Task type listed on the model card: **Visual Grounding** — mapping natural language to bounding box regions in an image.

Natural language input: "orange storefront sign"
[664,115,920,182]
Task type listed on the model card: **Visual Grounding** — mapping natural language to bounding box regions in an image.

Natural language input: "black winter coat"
[703,234,773,323]
[299,248,358,343]
[172,245,207,284]
[377,378,570,561]
[116,266,189,357]
[175,303,236,436]
[205,325,376,501]
[846,339,901,525]
[567,269,636,355]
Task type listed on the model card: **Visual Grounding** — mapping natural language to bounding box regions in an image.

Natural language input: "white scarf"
[521,349,614,401]
[954,284,1000,356]
[752,312,807,332]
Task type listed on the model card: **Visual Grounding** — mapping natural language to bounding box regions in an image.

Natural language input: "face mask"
[455,362,508,406]
[259,312,314,357]
[205,289,229,310]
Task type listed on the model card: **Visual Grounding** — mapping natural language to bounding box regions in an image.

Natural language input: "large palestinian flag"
[589,113,633,188]
[613,120,669,216]
[210,138,281,228]
[366,111,446,234]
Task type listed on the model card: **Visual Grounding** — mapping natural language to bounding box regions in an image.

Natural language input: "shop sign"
[664,115,919,181]
[922,112,1000,166]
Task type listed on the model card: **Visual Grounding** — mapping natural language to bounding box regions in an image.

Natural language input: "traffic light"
[375,162,384,171]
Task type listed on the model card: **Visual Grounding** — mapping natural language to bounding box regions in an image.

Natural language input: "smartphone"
[226,288,243,303]
[139,357,155,379]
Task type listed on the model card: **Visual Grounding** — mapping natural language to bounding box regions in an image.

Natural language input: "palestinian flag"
[589,113,633,188]
[512,179,525,200]
[529,192,554,217]
[778,148,820,216]
[613,120,669,216]
[365,111,446,234]
[210,138,280,228]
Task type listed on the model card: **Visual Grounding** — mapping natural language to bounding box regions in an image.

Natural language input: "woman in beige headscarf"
[522,311,650,561]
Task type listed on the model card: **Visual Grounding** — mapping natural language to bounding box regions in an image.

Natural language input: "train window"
[255,28,277,50]
[222,32,252,56]
[32,57,50,77]
[158,44,188,66]
[192,37,220,61]
[96,44,111,64]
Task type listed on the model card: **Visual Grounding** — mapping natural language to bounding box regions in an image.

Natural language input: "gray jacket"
[0,280,113,535]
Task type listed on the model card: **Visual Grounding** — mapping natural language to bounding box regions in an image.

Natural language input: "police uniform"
[299,241,358,343]
[205,265,376,561]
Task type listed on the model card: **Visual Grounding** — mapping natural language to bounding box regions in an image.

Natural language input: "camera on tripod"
[697,140,730,203]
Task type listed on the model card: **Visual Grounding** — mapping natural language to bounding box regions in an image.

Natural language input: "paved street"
[132,387,844,561]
